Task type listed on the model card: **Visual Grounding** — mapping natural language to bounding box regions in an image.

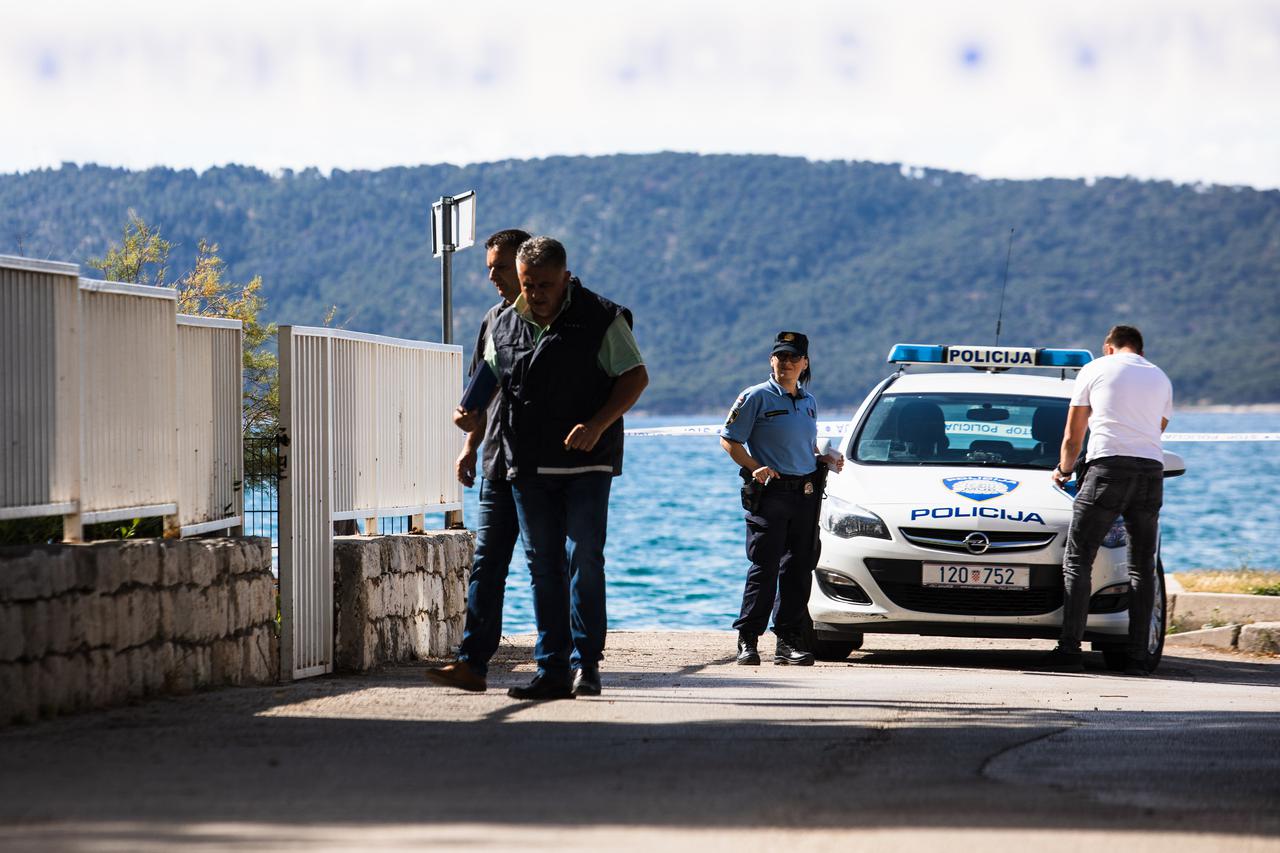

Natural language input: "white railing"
[0,255,244,539]
[176,315,245,536]
[0,257,82,524]
[278,325,463,679]
[78,279,181,530]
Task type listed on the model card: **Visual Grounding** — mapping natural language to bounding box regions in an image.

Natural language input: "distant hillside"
[2,154,1278,412]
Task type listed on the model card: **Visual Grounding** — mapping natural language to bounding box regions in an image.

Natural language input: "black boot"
[507,672,576,701]
[774,633,815,666]
[736,632,761,665]
[1035,645,1085,673]
[573,663,602,696]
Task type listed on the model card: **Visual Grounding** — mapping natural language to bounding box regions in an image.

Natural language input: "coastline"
[628,403,1280,420]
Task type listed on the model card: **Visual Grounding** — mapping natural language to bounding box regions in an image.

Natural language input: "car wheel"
[1100,558,1167,673]
[803,619,863,661]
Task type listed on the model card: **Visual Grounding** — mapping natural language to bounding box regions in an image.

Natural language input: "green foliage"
[86,210,171,286]
[175,240,279,436]
[4,156,1278,412]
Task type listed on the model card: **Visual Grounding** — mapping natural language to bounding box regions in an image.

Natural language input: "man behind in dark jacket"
[426,228,531,692]
[456,236,648,700]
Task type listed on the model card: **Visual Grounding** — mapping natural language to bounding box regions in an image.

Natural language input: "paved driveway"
[1,632,1278,852]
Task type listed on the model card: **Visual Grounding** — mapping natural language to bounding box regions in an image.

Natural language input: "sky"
[4,0,1280,188]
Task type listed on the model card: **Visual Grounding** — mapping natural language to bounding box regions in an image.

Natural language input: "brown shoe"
[424,661,486,692]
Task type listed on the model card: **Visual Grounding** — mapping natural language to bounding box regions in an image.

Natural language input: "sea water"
[470,411,1280,633]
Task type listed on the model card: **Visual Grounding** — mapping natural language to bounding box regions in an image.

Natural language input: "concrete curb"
[1164,591,1280,655]
[1168,591,1280,632]
[1164,624,1241,650]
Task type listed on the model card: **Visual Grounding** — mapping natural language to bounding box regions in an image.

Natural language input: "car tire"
[1100,558,1166,673]
[804,620,863,661]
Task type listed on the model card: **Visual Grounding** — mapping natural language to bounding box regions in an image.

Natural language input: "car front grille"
[865,558,1064,617]
[898,527,1058,555]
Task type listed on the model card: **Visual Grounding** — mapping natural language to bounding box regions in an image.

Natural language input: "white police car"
[806,343,1185,672]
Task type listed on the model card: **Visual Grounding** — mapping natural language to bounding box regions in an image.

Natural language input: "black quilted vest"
[490,279,631,478]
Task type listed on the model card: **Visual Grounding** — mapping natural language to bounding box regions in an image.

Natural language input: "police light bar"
[887,344,1093,369]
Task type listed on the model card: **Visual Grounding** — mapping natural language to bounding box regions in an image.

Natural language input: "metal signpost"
[431,191,476,528]
[431,191,477,345]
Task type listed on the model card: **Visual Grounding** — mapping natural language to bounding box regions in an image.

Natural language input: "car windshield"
[853,392,1069,469]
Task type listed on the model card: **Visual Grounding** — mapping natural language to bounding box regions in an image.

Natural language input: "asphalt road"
[1,632,1278,852]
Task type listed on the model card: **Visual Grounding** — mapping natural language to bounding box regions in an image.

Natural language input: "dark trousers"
[511,473,612,681]
[457,477,520,676]
[734,484,820,637]
[1060,456,1164,658]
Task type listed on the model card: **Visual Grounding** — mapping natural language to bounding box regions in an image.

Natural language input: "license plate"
[922,563,1029,589]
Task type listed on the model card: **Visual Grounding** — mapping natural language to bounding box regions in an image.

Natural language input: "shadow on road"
[840,645,1280,687]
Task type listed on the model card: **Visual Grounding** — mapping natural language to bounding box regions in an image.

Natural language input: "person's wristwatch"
[1054,464,1071,478]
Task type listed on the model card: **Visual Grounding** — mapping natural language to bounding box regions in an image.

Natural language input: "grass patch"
[1171,569,1280,596]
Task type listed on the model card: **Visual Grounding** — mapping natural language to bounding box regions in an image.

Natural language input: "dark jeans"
[457,477,521,676]
[1060,456,1164,658]
[511,472,612,681]
[734,484,820,638]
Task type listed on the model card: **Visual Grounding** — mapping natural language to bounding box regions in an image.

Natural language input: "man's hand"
[455,447,477,488]
[752,465,779,484]
[820,449,845,473]
[1051,465,1071,488]
[454,406,484,434]
[565,422,603,452]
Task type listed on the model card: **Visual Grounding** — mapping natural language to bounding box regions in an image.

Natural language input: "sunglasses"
[773,351,806,362]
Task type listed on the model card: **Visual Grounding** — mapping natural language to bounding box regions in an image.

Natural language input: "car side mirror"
[1163,449,1186,479]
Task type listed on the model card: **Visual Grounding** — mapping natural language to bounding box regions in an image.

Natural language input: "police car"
[806,343,1185,672]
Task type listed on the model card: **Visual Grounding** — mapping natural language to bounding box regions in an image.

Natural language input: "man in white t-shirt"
[1044,325,1173,675]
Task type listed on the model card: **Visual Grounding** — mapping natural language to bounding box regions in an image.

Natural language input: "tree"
[87,212,279,436]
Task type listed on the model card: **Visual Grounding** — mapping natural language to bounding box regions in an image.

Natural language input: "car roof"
[878,369,1076,399]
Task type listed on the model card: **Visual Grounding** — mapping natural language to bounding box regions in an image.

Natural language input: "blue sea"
[244,412,1280,633]
[461,411,1280,633]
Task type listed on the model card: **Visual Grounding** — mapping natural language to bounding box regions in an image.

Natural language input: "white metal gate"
[278,325,463,680]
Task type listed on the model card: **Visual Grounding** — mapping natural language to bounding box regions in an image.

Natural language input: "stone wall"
[333,532,473,672]
[0,537,277,725]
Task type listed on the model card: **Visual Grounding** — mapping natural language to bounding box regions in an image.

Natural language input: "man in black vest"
[456,236,648,700]
[425,228,530,693]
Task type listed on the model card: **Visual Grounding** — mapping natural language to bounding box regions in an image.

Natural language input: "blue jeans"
[511,473,612,681]
[457,478,520,676]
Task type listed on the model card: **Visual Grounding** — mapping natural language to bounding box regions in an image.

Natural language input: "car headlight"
[820,494,890,540]
[1102,517,1128,549]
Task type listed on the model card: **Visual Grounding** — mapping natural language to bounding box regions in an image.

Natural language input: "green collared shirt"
[482,284,644,378]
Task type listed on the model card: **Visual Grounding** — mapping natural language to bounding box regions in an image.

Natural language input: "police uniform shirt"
[720,378,819,477]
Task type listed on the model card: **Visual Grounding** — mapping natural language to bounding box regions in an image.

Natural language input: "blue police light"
[1036,348,1093,368]
[887,344,946,364]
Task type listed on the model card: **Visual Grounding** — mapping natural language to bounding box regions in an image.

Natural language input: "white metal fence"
[0,257,81,524]
[176,315,246,536]
[279,325,463,679]
[0,255,243,539]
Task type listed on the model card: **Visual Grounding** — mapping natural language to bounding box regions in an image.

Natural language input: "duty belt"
[768,471,821,493]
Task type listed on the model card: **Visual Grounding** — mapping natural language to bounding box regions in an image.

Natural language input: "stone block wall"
[0,538,278,725]
[333,532,473,672]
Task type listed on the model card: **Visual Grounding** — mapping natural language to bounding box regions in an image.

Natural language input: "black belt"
[767,471,821,491]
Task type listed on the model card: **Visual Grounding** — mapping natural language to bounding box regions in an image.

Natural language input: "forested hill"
[2,154,1278,412]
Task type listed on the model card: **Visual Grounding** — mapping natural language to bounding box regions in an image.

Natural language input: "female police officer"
[719,332,843,665]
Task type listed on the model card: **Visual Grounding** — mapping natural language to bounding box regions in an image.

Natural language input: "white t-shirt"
[1070,352,1173,463]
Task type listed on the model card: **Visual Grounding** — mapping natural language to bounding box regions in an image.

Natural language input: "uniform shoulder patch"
[725,393,748,427]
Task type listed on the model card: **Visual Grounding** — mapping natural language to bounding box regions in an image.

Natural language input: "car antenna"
[994,227,1015,346]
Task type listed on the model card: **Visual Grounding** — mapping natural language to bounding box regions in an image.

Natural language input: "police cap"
[771,331,809,357]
